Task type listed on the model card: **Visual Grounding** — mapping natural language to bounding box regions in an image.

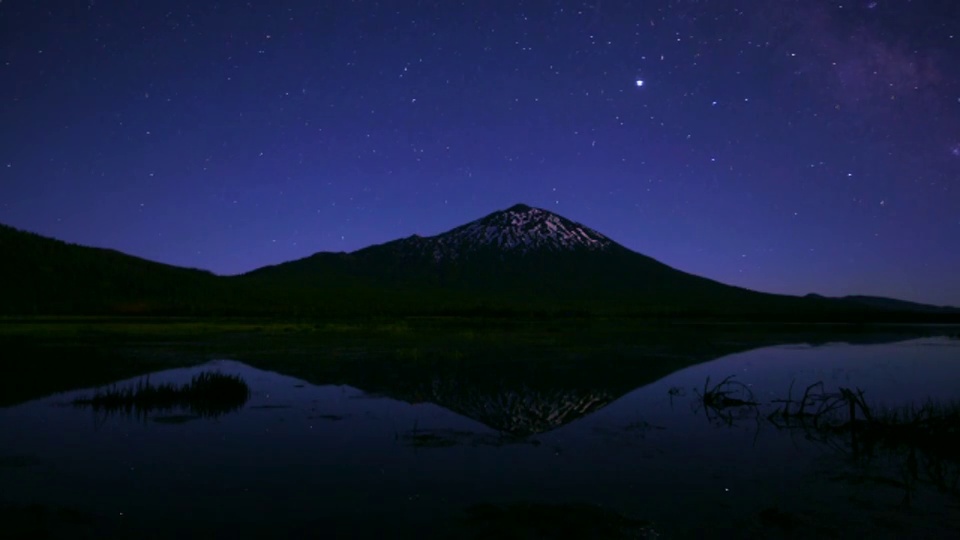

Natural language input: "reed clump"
[762,379,960,497]
[73,372,249,418]
[769,382,960,451]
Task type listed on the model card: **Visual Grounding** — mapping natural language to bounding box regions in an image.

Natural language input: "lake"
[2,333,959,538]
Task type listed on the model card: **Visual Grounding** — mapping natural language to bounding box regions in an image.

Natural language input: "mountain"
[2,205,957,320]
[237,204,872,318]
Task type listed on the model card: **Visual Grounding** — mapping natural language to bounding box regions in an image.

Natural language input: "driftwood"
[694,375,760,427]
[696,375,758,408]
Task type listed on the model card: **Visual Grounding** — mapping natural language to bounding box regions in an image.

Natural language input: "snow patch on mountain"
[404,204,615,261]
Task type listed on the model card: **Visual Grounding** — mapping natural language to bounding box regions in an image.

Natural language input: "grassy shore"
[1,316,956,408]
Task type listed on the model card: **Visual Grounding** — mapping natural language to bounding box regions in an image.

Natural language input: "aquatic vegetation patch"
[72,371,250,418]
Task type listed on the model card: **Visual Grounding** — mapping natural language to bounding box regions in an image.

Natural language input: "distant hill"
[0,224,236,315]
[2,205,958,320]
[837,295,960,314]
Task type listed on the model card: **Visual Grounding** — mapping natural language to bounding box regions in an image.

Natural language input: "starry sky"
[1,1,958,305]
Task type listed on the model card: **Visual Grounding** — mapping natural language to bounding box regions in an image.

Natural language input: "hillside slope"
[0,224,235,315]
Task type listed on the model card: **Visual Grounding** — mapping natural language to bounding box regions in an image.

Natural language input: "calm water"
[2,336,960,538]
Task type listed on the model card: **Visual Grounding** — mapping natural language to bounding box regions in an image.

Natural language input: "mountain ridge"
[239,203,958,319]
[2,205,958,319]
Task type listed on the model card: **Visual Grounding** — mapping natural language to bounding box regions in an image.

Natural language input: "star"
[1,0,957,305]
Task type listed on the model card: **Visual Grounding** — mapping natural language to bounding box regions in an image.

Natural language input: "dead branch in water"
[694,375,760,427]
[696,375,758,409]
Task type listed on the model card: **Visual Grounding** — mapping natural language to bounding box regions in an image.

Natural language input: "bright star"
[635,79,644,87]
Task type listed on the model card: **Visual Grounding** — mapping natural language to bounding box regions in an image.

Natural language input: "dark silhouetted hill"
[0,224,237,315]
[2,205,958,321]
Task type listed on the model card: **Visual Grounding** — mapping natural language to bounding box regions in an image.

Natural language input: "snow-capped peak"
[406,203,615,261]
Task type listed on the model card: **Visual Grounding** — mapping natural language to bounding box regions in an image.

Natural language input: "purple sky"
[1,1,958,305]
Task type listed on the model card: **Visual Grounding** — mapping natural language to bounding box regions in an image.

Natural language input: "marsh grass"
[856,400,960,458]
[72,372,250,418]
[697,377,960,505]
[768,383,960,449]
[824,397,960,500]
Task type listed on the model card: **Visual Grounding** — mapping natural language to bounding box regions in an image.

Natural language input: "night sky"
[1,1,958,305]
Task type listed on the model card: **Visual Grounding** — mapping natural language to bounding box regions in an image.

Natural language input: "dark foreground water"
[2,336,960,538]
